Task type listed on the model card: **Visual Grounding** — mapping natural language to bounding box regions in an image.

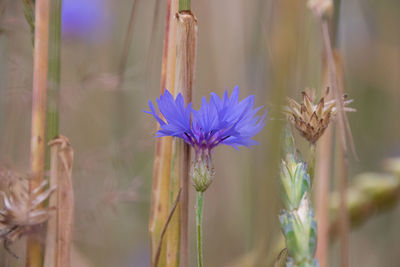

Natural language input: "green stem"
[179,0,191,11]
[45,0,62,168]
[196,191,204,267]
[309,144,316,185]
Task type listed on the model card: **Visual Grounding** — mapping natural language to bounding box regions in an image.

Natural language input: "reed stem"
[27,0,50,265]
[196,191,204,267]
[166,139,182,266]
[149,1,178,265]
[174,10,197,266]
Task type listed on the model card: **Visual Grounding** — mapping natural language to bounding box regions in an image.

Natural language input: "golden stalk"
[315,127,332,267]
[315,22,335,267]
[311,1,346,265]
[321,22,351,267]
[149,0,178,265]
[44,136,74,267]
[166,139,183,267]
[168,10,197,267]
[27,0,50,265]
[308,1,354,265]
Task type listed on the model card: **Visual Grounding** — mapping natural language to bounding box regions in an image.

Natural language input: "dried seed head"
[285,88,354,144]
[0,176,56,255]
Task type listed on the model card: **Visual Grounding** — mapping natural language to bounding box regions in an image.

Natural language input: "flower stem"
[196,191,204,267]
[309,144,316,185]
[27,0,50,265]
[179,0,191,11]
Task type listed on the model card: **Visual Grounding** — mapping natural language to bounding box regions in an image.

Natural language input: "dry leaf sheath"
[285,88,354,144]
[44,135,74,267]
[0,178,55,257]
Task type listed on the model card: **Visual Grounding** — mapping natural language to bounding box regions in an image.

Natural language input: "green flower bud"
[191,152,215,192]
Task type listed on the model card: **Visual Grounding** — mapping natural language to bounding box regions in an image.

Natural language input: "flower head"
[145,86,266,192]
[0,177,56,257]
[145,86,266,155]
[285,88,354,144]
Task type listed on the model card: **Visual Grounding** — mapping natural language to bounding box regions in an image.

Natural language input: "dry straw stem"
[314,0,343,265]
[312,1,356,262]
[315,123,332,267]
[149,0,177,266]
[172,10,197,267]
[44,136,74,267]
[166,139,182,267]
[154,189,182,267]
[27,0,50,265]
[321,22,351,267]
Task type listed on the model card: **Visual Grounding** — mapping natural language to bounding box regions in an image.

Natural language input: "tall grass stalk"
[321,19,352,267]
[308,1,355,265]
[27,0,50,265]
[163,1,179,265]
[166,139,183,266]
[314,126,332,267]
[179,0,191,11]
[46,0,61,164]
[149,0,177,265]
[44,137,74,267]
[315,0,342,263]
[43,0,62,264]
[174,10,197,267]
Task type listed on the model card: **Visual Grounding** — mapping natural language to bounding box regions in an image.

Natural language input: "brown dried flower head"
[285,88,354,144]
[0,176,55,256]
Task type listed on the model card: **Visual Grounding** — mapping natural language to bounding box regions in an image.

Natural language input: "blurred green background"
[0,0,399,266]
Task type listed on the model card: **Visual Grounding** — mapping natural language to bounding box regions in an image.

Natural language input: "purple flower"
[62,0,109,41]
[144,86,267,155]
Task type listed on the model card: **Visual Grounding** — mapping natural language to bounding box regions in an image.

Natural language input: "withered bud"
[285,88,354,144]
[0,177,56,256]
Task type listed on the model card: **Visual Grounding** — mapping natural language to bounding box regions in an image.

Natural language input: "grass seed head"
[285,88,353,144]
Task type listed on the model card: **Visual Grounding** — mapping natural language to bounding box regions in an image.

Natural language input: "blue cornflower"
[145,86,266,154]
[145,86,266,191]
[62,0,109,41]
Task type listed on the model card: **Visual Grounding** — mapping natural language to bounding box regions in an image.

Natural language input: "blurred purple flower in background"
[62,0,109,40]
